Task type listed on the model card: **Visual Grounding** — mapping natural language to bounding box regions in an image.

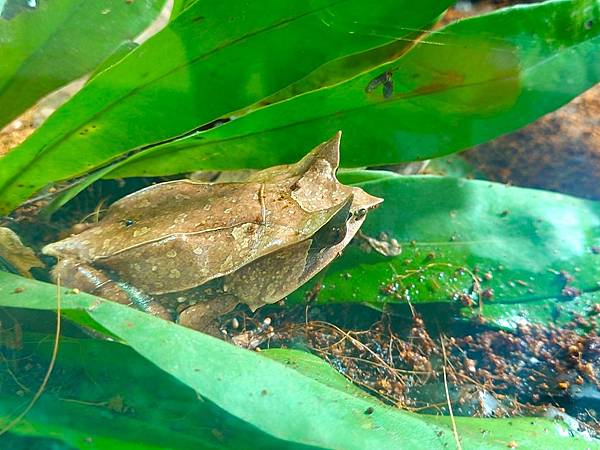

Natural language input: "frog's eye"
[353,208,368,219]
[121,218,135,227]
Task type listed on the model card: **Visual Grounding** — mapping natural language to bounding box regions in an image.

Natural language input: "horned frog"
[42,133,382,334]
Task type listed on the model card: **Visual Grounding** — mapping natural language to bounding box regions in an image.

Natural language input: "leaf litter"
[219,299,600,438]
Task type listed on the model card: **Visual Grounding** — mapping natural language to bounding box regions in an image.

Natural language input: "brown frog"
[42,133,382,334]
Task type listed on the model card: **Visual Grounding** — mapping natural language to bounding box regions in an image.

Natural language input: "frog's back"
[45,180,354,295]
[42,132,382,296]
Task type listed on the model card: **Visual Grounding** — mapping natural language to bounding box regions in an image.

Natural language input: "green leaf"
[111,0,600,178]
[0,333,314,449]
[170,0,197,20]
[0,0,452,214]
[337,168,399,185]
[87,40,139,80]
[40,162,121,218]
[0,0,165,129]
[464,290,600,331]
[0,272,594,449]
[289,175,600,308]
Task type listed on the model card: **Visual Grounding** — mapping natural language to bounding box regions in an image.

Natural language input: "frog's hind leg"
[51,259,173,321]
[177,296,238,336]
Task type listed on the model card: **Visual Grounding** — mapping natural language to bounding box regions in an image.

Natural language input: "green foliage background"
[0,0,599,448]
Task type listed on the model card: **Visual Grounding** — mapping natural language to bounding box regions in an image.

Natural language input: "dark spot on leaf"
[364,406,374,415]
[261,389,268,396]
[191,15,205,23]
[585,19,593,30]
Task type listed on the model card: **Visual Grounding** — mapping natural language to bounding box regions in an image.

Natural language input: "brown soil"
[0,110,36,158]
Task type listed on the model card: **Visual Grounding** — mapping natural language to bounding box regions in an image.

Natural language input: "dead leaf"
[0,227,43,277]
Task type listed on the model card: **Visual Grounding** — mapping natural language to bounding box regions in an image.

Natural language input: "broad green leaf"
[289,175,600,308]
[0,0,452,214]
[462,290,600,331]
[337,168,399,185]
[170,0,197,20]
[0,333,314,450]
[0,0,166,129]
[0,273,595,449]
[111,0,600,179]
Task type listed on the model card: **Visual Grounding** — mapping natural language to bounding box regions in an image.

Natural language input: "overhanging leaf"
[0,0,452,214]
[111,0,600,178]
[0,0,166,129]
[0,272,595,449]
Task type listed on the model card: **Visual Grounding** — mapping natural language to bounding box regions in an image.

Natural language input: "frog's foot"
[177,297,238,337]
[230,319,275,349]
[51,259,172,321]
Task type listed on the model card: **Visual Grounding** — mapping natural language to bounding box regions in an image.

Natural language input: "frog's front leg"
[51,258,172,321]
[177,296,238,336]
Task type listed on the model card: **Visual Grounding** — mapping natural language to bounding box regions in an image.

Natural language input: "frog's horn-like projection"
[249,132,343,183]
[308,130,341,169]
[291,131,341,176]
